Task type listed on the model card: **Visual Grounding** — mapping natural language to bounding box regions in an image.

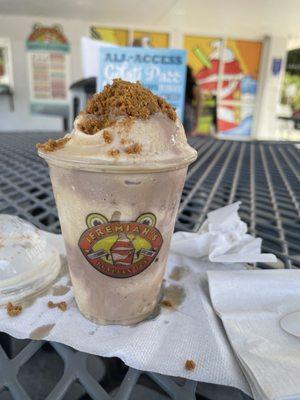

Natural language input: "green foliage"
[281,72,300,110]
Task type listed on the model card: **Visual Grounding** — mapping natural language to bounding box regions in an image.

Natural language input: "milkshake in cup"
[37,80,197,325]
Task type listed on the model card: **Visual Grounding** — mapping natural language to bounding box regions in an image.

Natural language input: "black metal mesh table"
[179,137,300,269]
[0,132,299,400]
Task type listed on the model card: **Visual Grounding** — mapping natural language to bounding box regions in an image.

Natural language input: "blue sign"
[98,46,187,120]
[272,58,282,76]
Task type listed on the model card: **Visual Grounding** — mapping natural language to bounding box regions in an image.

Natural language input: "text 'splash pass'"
[98,46,187,120]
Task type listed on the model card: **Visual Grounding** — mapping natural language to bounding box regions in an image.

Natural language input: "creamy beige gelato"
[38,79,197,170]
[55,113,196,166]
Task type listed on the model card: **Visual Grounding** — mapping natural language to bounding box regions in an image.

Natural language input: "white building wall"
[253,36,287,139]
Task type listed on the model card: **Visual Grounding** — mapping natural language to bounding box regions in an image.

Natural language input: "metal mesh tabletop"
[177,137,300,269]
[0,132,299,400]
[1,132,299,268]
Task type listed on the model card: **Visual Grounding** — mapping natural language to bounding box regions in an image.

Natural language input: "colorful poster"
[26,24,70,116]
[184,36,262,137]
[217,39,261,136]
[98,46,186,119]
[184,36,221,134]
[90,27,129,46]
[132,31,169,48]
[184,35,221,77]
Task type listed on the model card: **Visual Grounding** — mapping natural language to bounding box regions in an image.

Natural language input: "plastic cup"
[39,153,195,325]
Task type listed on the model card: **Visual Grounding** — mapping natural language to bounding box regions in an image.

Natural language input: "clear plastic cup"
[40,154,194,325]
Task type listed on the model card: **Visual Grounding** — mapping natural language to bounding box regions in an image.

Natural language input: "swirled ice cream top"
[37,79,197,169]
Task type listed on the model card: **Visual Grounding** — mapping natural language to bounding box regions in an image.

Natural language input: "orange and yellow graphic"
[133,31,169,48]
[184,35,220,76]
[90,27,129,46]
[225,39,261,80]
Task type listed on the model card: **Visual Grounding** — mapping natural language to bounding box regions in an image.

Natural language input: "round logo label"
[78,212,163,278]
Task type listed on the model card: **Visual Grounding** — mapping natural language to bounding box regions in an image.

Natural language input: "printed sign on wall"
[217,39,262,136]
[98,46,187,119]
[90,26,129,46]
[132,31,169,48]
[184,36,262,137]
[272,58,282,76]
[26,24,70,116]
[90,27,169,48]
[184,35,220,134]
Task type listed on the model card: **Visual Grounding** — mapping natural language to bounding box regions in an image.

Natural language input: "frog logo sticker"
[78,213,163,278]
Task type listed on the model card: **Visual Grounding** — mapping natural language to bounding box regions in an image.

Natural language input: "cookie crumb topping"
[7,302,22,316]
[36,137,70,152]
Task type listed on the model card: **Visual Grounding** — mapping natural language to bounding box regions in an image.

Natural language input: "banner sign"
[272,58,282,76]
[26,24,70,116]
[98,46,187,120]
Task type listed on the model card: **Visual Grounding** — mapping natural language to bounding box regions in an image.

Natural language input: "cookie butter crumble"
[36,79,177,150]
[161,299,173,308]
[185,360,196,371]
[48,300,67,311]
[7,302,22,316]
[108,148,120,157]
[36,137,70,152]
[57,302,67,311]
[77,114,104,134]
[79,79,176,134]
[103,130,112,144]
[122,116,135,132]
[125,143,142,154]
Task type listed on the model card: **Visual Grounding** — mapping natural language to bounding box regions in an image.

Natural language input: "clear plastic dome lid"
[0,215,61,305]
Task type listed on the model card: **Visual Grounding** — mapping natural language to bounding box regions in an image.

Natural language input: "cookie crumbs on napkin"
[48,301,67,311]
[0,228,251,395]
[7,302,22,316]
[185,359,196,371]
[161,299,173,308]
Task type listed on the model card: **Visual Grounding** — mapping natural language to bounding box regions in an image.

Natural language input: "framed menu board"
[26,24,70,116]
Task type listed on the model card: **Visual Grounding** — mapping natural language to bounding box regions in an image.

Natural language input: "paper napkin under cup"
[0,204,278,397]
[0,229,251,396]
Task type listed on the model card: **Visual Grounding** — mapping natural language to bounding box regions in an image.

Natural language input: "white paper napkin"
[208,270,300,400]
[171,202,277,263]
[0,232,251,396]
